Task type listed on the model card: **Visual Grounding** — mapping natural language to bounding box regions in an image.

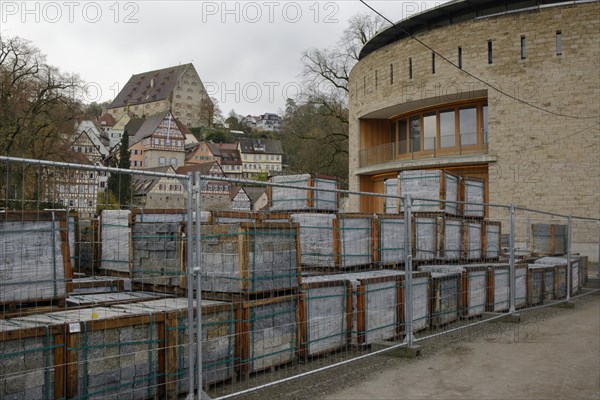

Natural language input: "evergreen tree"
[107,131,131,207]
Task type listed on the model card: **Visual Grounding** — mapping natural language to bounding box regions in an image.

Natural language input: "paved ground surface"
[225,288,600,400]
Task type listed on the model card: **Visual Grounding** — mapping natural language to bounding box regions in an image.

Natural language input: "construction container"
[531,224,567,256]
[269,174,339,212]
[298,276,352,358]
[0,211,72,306]
[461,177,485,218]
[239,295,298,375]
[292,213,375,269]
[374,214,405,266]
[400,170,460,215]
[198,222,300,296]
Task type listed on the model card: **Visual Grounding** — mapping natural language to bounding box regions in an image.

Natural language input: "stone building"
[107,63,213,128]
[349,0,599,259]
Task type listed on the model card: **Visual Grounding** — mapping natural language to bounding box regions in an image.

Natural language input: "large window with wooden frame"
[389,100,488,158]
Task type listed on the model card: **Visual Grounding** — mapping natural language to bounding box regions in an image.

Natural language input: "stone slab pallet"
[196,222,301,295]
[71,276,125,295]
[374,214,406,266]
[297,278,353,359]
[399,170,460,216]
[0,318,65,399]
[530,224,567,256]
[111,298,237,394]
[238,295,298,376]
[0,211,73,306]
[425,270,461,328]
[268,174,340,212]
[460,176,486,219]
[292,213,376,270]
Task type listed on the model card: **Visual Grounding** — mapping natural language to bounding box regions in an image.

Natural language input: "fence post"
[404,194,414,346]
[566,215,572,301]
[186,173,195,398]
[194,171,204,398]
[509,204,516,313]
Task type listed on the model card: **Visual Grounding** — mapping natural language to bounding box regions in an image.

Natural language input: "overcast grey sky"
[1,1,447,116]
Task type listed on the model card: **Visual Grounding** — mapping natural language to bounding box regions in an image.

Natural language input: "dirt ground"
[228,290,600,400]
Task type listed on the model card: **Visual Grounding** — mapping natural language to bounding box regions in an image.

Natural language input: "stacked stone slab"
[198,222,300,294]
[418,268,461,327]
[269,174,339,212]
[112,298,236,392]
[461,177,485,218]
[400,170,459,215]
[483,221,502,259]
[534,256,581,296]
[291,213,374,269]
[100,210,131,275]
[463,220,483,260]
[531,224,567,256]
[0,211,71,305]
[375,214,405,266]
[0,319,61,399]
[298,276,352,357]
[17,307,161,400]
[486,264,510,312]
[130,220,183,286]
[383,178,400,213]
[240,295,298,375]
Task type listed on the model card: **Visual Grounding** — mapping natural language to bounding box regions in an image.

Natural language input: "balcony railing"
[358,133,487,168]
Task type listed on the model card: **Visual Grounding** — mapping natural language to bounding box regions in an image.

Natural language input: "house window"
[458,47,462,69]
[159,184,165,190]
[154,138,160,145]
[69,200,74,207]
[423,112,436,150]
[170,158,178,167]
[88,200,93,207]
[431,52,435,74]
[159,157,166,166]
[459,107,478,145]
[487,40,493,64]
[390,63,394,85]
[556,31,562,56]
[439,110,456,148]
[409,116,420,152]
[521,35,526,59]
[408,57,413,79]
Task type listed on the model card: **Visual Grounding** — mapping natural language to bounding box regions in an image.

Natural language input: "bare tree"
[301,13,385,123]
[0,35,84,160]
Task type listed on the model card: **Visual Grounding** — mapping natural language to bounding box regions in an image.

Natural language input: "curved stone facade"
[349,2,599,258]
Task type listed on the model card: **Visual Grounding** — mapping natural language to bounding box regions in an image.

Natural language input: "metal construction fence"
[0,156,599,400]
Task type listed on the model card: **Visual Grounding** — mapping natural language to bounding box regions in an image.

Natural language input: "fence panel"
[1,157,598,400]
